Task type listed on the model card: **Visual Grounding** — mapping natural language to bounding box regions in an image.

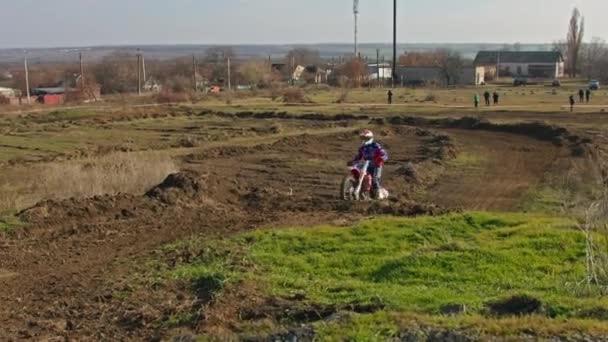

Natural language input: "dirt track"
[425,129,561,210]
[0,117,587,340]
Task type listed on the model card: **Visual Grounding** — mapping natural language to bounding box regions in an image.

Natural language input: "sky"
[0,0,606,48]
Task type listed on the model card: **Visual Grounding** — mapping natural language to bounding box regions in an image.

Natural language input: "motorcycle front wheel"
[341,176,357,201]
[341,177,371,201]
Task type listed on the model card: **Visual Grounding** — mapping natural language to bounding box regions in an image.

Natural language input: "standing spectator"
[474,94,480,109]
[387,90,393,105]
[579,89,585,103]
[586,88,591,103]
[493,91,500,105]
[569,95,575,112]
[483,91,491,106]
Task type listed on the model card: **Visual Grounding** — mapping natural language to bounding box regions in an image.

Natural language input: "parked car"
[513,77,528,87]
[589,80,601,90]
[552,79,561,87]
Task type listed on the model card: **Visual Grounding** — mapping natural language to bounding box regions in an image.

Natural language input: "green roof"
[474,51,563,65]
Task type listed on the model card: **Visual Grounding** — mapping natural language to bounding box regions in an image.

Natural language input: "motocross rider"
[352,129,389,198]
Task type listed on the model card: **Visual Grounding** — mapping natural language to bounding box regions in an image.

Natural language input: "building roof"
[474,51,563,65]
[32,87,66,95]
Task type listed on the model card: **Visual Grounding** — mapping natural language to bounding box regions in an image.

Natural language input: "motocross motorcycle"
[341,161,389,201]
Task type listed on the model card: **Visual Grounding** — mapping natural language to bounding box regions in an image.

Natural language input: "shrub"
[165,76,191,93]
[282,88,307,103]
[270,84,283,101]
[578,197,608,295]
[423,93,438,102]
[156,89,190,104]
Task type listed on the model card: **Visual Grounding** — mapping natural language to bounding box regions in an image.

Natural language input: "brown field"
[0,89,607,340]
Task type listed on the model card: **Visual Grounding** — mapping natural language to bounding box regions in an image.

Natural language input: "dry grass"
[0,152,178,211]
[282,88,307,103]
[156,89,191,104]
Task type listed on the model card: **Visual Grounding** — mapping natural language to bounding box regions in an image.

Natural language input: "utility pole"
[376,49,380,84]
[496,51,501,80]
[291,55,296,85]
[137,50,142,95]
[192,55,198,91]
[64,72,69,98]
[227,56,232,91]
[79,52,85,94]
[24,55,31,104]
[141,52,147,87]
[392,0,397,88]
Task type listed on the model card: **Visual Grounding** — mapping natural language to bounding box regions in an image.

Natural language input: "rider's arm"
[372,145,388,166]
[353,147,364,162]
[376,145,388,161]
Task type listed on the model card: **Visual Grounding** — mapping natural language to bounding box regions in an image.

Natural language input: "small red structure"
[38,94,64,105]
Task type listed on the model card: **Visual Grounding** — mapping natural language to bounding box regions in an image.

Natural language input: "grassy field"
[153,212,608,339]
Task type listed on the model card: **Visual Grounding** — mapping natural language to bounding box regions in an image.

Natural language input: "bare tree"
[285,48,322,68]
[92,53,138,94]
[436,50,464,86]
[336,58,367,87]
[580,38,608,79]
[204,47,235,85]
[238,59,273,88]
[566,7,585,78]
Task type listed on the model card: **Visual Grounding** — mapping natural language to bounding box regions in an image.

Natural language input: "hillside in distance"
[0,43,554,65]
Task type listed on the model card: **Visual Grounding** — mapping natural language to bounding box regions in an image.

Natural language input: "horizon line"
[0,41,556,51]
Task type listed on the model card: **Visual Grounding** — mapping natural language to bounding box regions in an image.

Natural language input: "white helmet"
[359,129,374,144]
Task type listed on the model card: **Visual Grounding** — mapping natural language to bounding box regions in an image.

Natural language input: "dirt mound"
[420,134,458,161]
[19,172,209,226]
[19,193,144,226]
[396,162,420,182]
[145,171,205,205]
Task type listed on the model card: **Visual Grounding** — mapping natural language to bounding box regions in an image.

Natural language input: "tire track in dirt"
[423,129,561,211]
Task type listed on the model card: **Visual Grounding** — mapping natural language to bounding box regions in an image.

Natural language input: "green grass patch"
[313,311,608,340]
[518,186,566,214]
[156,212,608,337]
[448,151,486,168]
[0,212,24,232]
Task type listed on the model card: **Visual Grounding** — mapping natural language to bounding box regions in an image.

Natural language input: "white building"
[367,63,392,80]
[474,51,565,82]
[0,87,17,97]
[395,66,479,86]
[292,65,306,81]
